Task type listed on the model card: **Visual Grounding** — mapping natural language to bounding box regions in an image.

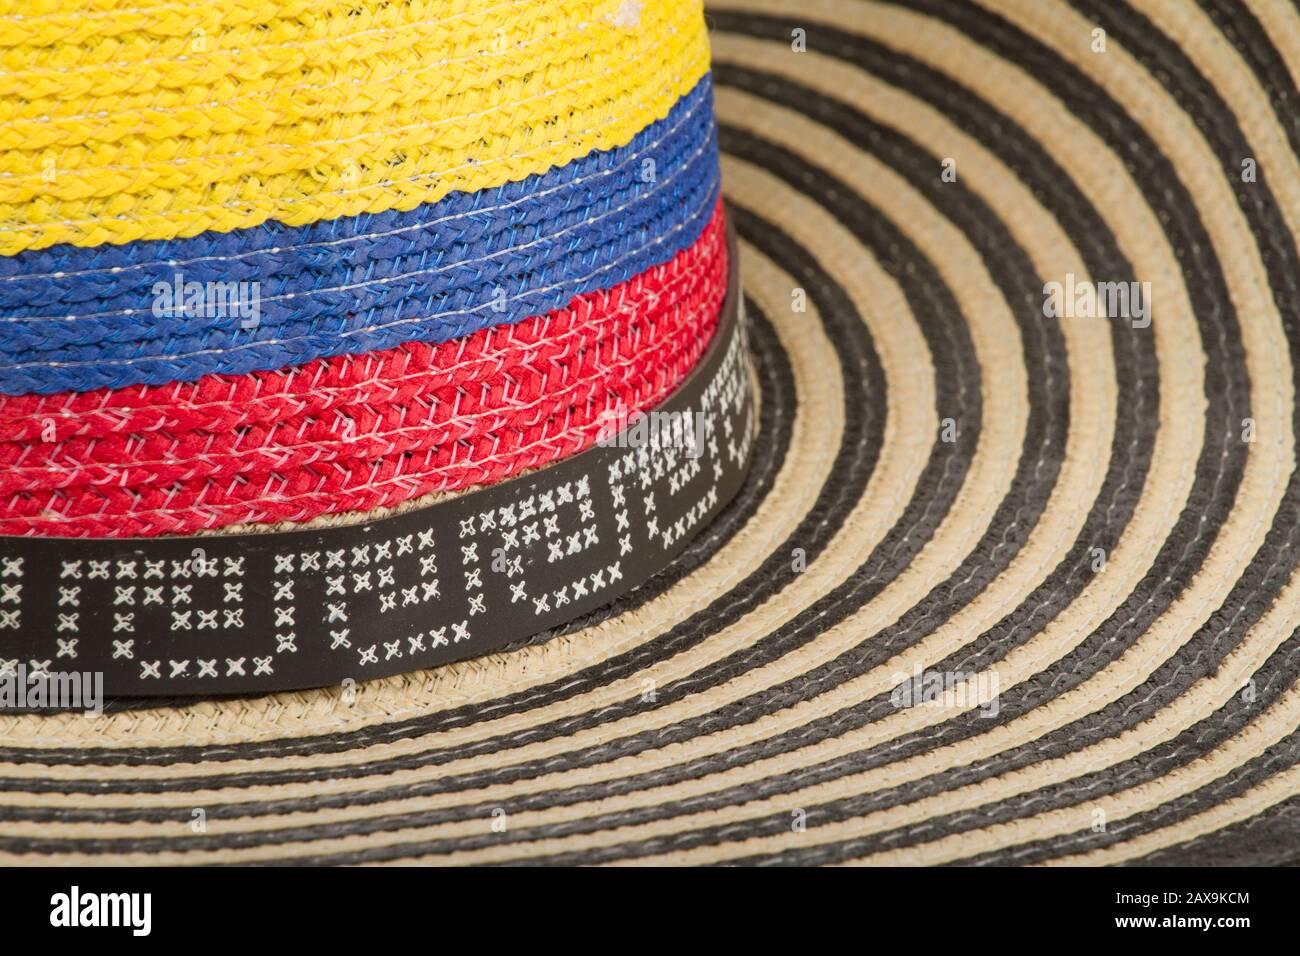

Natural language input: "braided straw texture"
[0,0,709,255]
[0,76,721,394]
[0,200,728,537]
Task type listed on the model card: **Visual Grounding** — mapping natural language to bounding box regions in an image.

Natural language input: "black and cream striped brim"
[7,0,1300,865]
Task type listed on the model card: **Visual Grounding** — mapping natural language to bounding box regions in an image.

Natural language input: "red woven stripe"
[0,201,728,538]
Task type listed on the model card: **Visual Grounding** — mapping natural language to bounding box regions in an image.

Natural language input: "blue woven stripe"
[0,76,720,396]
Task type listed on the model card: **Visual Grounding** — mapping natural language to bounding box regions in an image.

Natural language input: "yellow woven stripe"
[0,0,710,255]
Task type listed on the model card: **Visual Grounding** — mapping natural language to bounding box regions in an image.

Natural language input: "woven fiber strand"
[0,200,727,538]
[0,0,710,255]
[0,74,721,394]
[6,0,1300,870]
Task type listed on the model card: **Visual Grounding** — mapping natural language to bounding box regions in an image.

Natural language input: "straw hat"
[2,0,1300,865]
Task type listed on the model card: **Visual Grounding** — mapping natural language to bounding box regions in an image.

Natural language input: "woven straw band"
[0,226,750,696]
[0,76,720,395]
[0,202,728,537]
[0,0,710,255]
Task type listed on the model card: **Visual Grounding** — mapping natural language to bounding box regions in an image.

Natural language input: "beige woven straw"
[5,0,1300,865]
